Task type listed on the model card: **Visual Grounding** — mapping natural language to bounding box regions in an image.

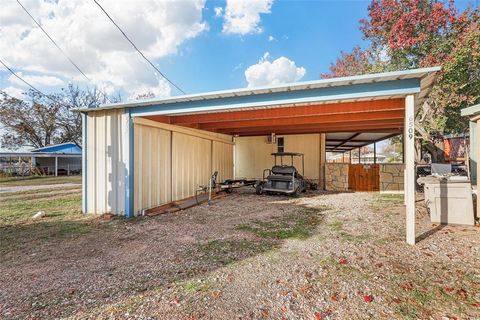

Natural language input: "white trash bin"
[418,176,475,226]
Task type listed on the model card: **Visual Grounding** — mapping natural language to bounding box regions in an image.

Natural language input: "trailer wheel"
[310,183,318,190]
[225,187,233,194]
[255,184,263,195]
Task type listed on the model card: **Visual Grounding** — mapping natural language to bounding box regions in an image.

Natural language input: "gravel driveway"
[0,190,479,319]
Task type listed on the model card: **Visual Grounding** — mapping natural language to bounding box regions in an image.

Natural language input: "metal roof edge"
[73,66,441,113]
[461,103,480,117]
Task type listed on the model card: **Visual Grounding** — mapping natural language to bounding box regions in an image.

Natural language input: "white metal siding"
[86,109,126,215]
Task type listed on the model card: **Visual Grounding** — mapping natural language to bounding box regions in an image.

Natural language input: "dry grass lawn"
[0,178,479,319]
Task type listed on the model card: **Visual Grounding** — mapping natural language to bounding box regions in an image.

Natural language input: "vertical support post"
[54,156,58,176]
[373,143,377,164]
[319,133,326,190]
[123,109,135,218]
[358,148,361,164]
[349,150,352,164]
[405,95,416,245]
[81,113,88,214]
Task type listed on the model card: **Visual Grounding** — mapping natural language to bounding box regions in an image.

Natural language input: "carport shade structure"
[75,66,441,245]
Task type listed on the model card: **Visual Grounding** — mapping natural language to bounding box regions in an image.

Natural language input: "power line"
[0,58,58,104]
[16,0,114,105]
[16,0,92,83]
[93,0,186,95]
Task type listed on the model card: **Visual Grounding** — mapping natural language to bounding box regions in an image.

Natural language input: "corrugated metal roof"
[74,67,441,113]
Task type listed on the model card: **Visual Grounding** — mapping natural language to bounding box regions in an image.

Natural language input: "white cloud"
[8,72,65,88]
[214,7,223,17]
[222,0,273,35]
[244,52,306,88]
[268,35,275,42]
[0,0,207,97]
[1,86,26,99]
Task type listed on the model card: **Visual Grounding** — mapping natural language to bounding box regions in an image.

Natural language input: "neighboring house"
[327,152,387,164]
[0,142,82,176]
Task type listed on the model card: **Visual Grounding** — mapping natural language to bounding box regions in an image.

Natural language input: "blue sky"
[162,0,370,94]
[0,0,476,153]
[0,0,475,100]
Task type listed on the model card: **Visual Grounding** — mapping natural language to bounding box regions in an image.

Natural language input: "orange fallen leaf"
[260,309,269,318]
[363,295,374,303]
[391,298,401,304]
[401,282,413,291]
[456,288,468,300]
[314,311,322,320]
[331,294,338,302]
[339,258,348,265]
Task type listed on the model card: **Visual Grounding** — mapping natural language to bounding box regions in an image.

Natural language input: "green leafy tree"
[323,0,480,162]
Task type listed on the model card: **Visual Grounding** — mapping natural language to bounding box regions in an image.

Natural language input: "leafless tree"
[0,85,120,150]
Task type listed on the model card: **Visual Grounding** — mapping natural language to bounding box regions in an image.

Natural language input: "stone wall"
[325,163,349,191]
[379,163,404,193]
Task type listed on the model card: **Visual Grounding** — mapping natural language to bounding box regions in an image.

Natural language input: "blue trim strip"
[124,109,135,218]
[81,113,87,213]
[130,79,421,117]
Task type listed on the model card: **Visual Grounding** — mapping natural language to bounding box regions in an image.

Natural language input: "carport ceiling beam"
[196,110,404,130]
[331,133,362,151]
[216,119,403,135]
[166,99,405,125]
[223,125,402,136]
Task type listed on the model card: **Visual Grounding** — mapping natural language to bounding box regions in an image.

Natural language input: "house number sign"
[407,115,414,140]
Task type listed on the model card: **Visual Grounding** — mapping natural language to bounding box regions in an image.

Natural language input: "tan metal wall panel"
[212,141,234,182]
[234,134,322,180]
[171,132,212,201]
[284,134,320,179]
[87,115,234,216]
[133,124,172,214]
[234,136,275,179]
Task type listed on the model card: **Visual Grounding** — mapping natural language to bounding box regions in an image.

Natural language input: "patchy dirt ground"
[1,189,479,319]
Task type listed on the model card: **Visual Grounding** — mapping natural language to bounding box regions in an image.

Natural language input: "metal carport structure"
[76,66,441,245]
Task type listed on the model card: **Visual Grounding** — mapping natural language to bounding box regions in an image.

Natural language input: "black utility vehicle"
[256,152,317,196]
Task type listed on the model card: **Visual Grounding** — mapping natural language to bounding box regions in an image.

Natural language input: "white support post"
[54,156,58,177]
[405,95,416,245]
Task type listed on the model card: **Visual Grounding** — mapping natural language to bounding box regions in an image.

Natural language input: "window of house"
[277,137,284,153]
